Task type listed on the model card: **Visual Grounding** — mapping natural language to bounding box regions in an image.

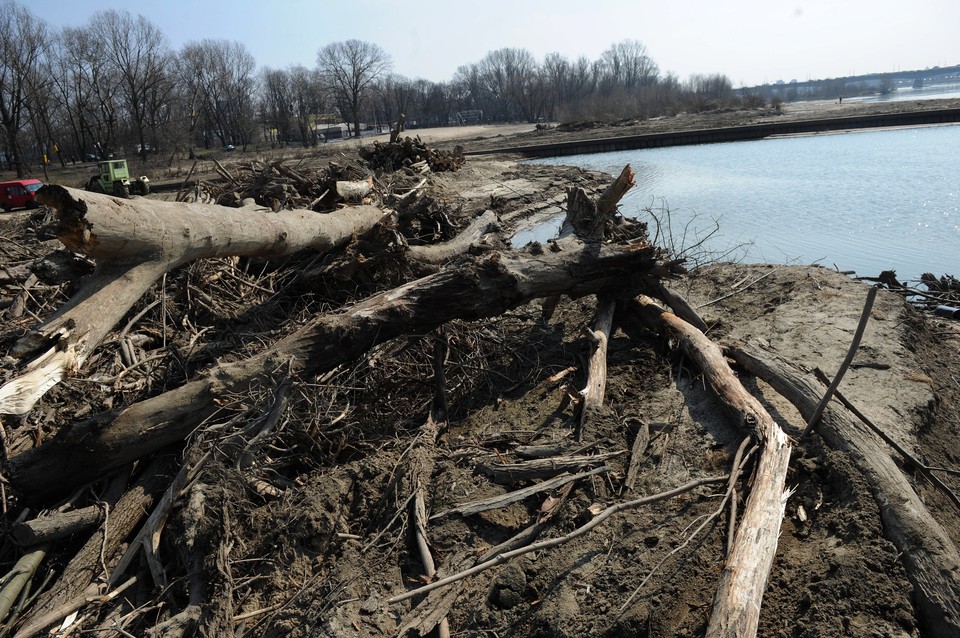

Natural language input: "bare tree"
[542,53,597,120]
[684,73,734,111]
[52,27,123,155]
[48,27,99,160]
[451,63,485,116]
[179,39,257,149]
[317,39,390,138]
[261,67,292,144]
[378,73,415,129]
[598,39,659,95]
[289,65,327,146]
[88,10,172,160]
[0,0,47,176]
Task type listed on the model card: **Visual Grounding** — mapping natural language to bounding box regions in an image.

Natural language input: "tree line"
[0,1,749,178]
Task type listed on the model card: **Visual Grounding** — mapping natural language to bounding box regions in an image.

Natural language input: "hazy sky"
[26,0,958,87]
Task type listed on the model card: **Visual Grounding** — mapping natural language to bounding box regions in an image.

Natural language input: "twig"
[389,474,727,604]
[430,465,612,520]
[801,286,878,437]
[620,438,755,612]
[118,300,161,339]
[697,267,782,308]
[812,367,960,513]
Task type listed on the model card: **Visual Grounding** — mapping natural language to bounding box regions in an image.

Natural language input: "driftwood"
[406,210,499,266]
[437,466,616,518]
[9,240,677,503]
[727,342,960,638]
[6,153,949,638]
[621,418,651,494]
[576,298,616,440]
[391,474,730,604]
[14,459,171,637]
[478,450,622,483]
[629,295,792,638]
[0,186,389,417]
[11,505,102,545]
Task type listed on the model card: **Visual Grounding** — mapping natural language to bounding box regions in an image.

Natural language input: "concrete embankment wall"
[466,107,960,158]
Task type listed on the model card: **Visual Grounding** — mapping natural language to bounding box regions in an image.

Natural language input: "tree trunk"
[727,343,960,638]
[9,241,678,504]
[0,186,388,416]
[629,296,792,638]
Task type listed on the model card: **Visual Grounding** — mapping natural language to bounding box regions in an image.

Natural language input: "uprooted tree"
[0,150,958,638]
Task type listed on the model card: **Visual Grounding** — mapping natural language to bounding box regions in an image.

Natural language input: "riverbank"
[434,96,960,156]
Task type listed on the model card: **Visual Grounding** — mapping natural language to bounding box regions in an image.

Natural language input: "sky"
[24,0,960,87]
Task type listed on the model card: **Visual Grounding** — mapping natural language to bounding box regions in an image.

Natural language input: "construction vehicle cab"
[0,179,43,211]
[87,159,149,198]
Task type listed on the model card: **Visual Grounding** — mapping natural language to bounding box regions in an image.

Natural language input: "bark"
[9,241,678,504]
[727,343,960,638]
[576,298,616,440]
[406,210,499,266]
[0,186,388,416]
[15,459,171,637]
[629,296,792,638]
[12,505,103,545]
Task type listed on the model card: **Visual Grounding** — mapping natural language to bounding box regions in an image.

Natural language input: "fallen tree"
[2,149,959,638]
[727,342,960,638]
[0,186,389,417]
[9,238,680,502]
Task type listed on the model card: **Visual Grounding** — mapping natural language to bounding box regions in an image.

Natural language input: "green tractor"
[87,159,150,197]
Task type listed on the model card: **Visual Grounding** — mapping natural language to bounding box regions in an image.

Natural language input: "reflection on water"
[529,124,960,282]
[843,84,960,104]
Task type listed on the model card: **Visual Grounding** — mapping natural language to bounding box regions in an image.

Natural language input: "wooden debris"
[477,452,623,484]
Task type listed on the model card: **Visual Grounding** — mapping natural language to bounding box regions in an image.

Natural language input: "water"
[844,83,960,104]
[525,124,960,283]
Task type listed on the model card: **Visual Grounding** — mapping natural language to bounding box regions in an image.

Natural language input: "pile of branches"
[359,135,465,174]
[176,157,381,212]
[2,155,959,638]
[0,157,693,636]
[864,269,960,314]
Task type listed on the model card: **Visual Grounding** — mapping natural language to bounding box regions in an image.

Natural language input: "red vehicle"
[0,179,43,211]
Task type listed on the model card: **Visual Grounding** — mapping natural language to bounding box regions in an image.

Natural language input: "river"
[524,123,960,283]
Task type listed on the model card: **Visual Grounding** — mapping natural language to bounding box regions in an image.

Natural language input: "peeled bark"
[9,241,678,504]
[576,298,616,440]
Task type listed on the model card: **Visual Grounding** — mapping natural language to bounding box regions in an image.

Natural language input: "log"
[335,176,373,201]
[576,298,616,440]
[406,210,499,266]
[0,186,389,416]
[629,296,792,638]
[12,505,103,545]
[9,241,679,503]
[727,343,960,638]
[476,453,622,484]
[15,459,171,637]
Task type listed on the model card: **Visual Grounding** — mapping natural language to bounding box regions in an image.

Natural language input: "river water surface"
[526,124,960,282]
